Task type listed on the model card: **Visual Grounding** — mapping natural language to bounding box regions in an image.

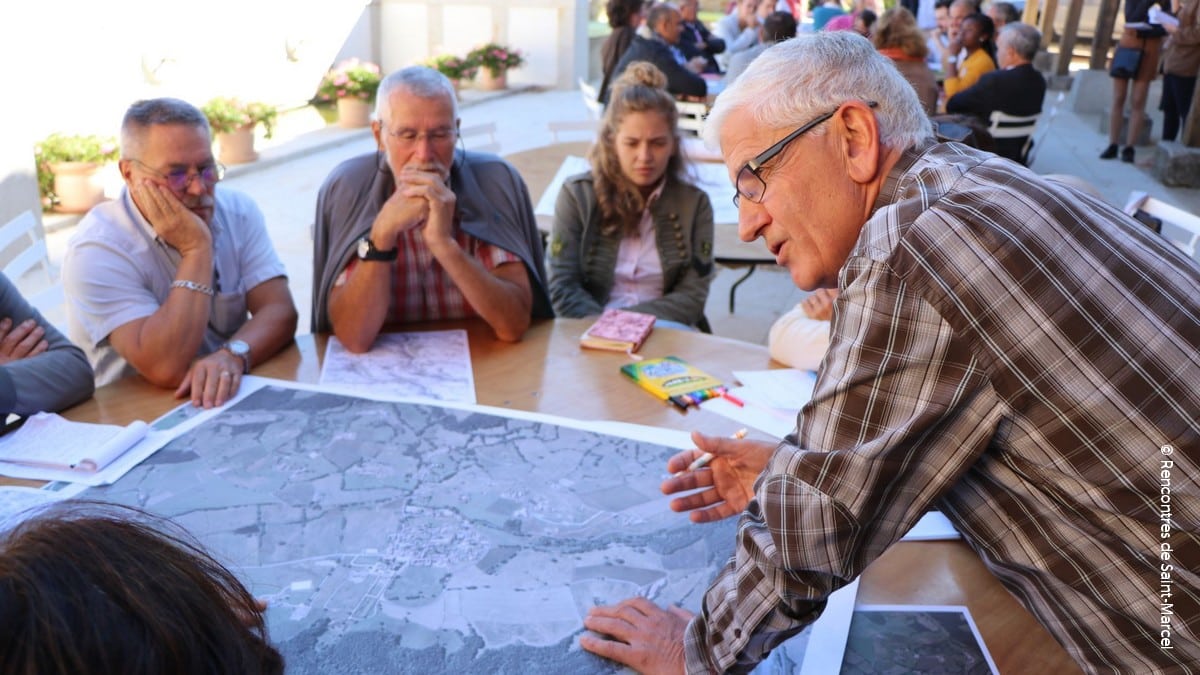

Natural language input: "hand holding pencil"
[661,429,777,523]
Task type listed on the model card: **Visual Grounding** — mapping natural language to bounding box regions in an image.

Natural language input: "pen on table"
[677,428,748,476]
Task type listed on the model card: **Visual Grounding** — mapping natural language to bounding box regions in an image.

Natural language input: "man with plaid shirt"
[581,33,1199,674]
[313,66,551,349]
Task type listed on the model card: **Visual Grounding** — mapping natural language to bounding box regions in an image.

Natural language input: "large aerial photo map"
[85,383,825,673]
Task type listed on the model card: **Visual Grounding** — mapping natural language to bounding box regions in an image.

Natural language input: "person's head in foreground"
[590,61,686,234]
[373,66,460,182]
[0,502,283,675]
[704,30,932,289]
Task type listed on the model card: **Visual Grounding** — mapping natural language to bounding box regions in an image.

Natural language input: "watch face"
[227,340,250,356]
[358,238,371,259]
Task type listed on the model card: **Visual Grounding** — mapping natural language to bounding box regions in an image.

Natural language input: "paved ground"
[44,81,1200,346]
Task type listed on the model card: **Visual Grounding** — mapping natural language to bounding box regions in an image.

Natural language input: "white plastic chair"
[0,210,66,327]
[676,100,708,137]
[578,78,603,120]
[460,121,501,154]
[987,109,1040,162]
[1123,191,1200,260]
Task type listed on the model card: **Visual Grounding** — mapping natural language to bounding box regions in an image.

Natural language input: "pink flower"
[337,89,346,98]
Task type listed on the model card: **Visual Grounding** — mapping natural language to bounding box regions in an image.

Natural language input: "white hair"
[704,32,934,153]
[374,66,459,123]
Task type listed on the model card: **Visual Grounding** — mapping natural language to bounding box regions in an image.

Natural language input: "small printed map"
[86,384,825,673]
[320,330,476,403]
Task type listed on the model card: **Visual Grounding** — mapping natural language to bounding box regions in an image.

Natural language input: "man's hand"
[686,56,708,74]
[801,288,838,321]
[397,166,458,249]
[661,431,776,523]
[0,317,48,365]
[580,597,690,675]
[174,348,244,408]
[130,180,211,255]
[372,185,431,247]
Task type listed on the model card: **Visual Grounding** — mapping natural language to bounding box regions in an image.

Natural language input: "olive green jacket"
[548,171,715,326]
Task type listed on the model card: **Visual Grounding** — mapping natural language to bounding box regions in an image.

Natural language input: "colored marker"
[721,391,745,407]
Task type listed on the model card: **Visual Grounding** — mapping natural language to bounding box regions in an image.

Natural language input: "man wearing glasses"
[313,66,551,350]
[581,33,1199,673]
[62,98,297,407]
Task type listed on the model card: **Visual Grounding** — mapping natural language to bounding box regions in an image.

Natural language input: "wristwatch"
[221,339,251,374]
[357,236,398,262]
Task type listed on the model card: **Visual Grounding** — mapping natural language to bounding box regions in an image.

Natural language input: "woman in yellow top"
[941,13,997,100]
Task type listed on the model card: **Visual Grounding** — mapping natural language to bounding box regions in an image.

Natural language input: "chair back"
[460,122,501,154]
[1123,191,1200,260]
[578,78,603,120]
[676,100,708,137]
[0,210,66,329]
[987,110,1040,166]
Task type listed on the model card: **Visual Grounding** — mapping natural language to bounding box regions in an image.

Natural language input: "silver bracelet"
[171,279,215,296]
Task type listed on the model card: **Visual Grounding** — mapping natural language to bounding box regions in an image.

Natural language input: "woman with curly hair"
[872,7,938,115]
[549,62,715,329]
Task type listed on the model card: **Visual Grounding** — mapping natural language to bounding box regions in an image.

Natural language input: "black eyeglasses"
[128,158,225,192]
[732,101,878,207]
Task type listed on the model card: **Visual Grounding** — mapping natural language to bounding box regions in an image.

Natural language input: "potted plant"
[34,133,119,213]
[316,58,383,128]
[201,97,278,165]
[467,43,524,91]
[426,54,478,94]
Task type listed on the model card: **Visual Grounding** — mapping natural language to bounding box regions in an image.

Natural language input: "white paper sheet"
[0,413,148,471]
[319,330,476,403]
[702,385,797,439]
[900,511,962,541]
[732,369,817,410]
[0,482,88,529]
[0,427,170,486]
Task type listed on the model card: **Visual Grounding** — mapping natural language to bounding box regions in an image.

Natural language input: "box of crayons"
[620,356,726,410]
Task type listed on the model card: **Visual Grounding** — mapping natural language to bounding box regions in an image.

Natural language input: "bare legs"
[1104,77,1147,162]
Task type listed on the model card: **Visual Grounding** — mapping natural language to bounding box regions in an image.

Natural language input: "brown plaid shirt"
[686,143,1200,674]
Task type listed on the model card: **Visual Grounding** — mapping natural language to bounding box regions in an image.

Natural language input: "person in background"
[767,288,836,370]
[579,31,1198,674]
[853,9,879,36]
[315,66,551,350]
[986,0,1020,29]
[715,0,764,69]
[946,22,1046,164]
[1160,0,1200,143]
[600,0,646,107]
[927,0,954,69]
[62,98,297,408]
[824,0,879,33]
[0,273,92,416]
[678,0,727,74]
[726,11,799,83]
[0,501,283,675]
[549,63,715,329]
[608,3,710,103]
[874,6,939,114]
[941,12,997,100]
[1101,0,1167,162]
[811,0,847,31]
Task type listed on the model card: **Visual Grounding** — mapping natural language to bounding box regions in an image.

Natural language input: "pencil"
[678,428,748,475]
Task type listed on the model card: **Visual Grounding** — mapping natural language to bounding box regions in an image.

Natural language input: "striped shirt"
[685,143,1200,674]
[339,219,519,324]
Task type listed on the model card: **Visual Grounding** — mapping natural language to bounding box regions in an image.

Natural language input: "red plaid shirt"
[339,221,520,323]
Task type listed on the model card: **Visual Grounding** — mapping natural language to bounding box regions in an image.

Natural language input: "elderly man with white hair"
[580,31,1199,675]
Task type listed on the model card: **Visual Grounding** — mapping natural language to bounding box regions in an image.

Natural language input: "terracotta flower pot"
[336,97,371,128]
[477,69,508,91]
[50,161,106,213]
[217,124,258,164]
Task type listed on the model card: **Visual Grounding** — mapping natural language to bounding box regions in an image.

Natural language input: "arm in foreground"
[0,275,93,415]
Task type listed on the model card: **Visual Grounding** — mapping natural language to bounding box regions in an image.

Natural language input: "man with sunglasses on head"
[581,32,1199,674]
[312,66,551,351]
[62,97,297,408]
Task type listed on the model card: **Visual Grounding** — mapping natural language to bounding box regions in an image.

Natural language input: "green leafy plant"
[315,58,383,102]
[467,43,524,77]
[426,54,478,82]
[201,97,278,139]
[34,133,119,210]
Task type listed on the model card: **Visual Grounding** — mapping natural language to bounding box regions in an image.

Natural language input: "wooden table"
[50,318,1078,674]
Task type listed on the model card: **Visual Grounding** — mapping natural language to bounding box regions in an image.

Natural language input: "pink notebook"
[580,309,656,353]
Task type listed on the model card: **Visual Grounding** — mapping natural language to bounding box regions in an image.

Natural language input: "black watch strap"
[358,236,399,262]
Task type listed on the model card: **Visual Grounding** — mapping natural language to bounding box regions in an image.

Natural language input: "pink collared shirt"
[606,182,665,309]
